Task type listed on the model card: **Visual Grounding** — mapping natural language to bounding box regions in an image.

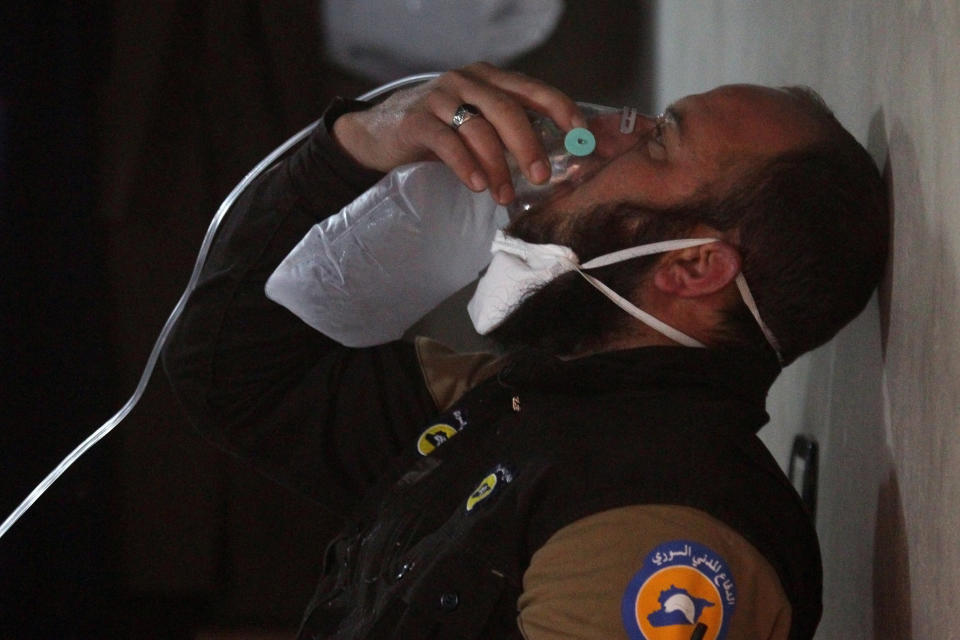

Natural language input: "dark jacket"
[162,102,822,640]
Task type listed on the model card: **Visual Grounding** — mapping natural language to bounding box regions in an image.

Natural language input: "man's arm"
[161,104,438,516]
[518,505,792,640]
[163,64,582,514]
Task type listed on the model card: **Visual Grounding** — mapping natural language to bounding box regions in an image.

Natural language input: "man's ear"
[652,241,742,298]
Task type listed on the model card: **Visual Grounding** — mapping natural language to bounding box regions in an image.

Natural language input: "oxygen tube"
[0,72,441,542]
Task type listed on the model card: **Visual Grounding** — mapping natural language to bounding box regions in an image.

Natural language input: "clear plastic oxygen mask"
[507,102,641,219]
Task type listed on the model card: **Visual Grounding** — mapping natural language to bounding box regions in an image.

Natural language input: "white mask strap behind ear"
[573,270,705,347]
[578,239,784,361]
[470,232,783,361]
[572,238,718,348]
[734,273,783,363]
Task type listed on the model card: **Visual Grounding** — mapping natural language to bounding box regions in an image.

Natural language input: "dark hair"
[706,88,889,365]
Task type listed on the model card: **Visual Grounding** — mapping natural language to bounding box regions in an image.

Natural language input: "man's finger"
[413,116,490,194]
[454,115,515,204]
[461,62,584,131]
[442,64,581,185]
[436,76,546,185]
[432,97,517,202]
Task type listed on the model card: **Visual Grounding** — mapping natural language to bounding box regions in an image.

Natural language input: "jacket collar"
[498,345,781,416]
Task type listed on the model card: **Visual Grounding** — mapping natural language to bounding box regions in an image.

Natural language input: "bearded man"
[164,63,887,640]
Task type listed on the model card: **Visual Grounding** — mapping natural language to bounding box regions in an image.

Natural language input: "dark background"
[0,2,651,637]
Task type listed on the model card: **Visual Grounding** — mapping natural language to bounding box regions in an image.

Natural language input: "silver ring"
[451,103,482,130]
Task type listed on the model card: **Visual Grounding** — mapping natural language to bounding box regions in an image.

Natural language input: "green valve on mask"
[564,127,596,156]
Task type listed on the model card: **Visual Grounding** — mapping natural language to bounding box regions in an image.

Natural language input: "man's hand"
[332,62,584,205]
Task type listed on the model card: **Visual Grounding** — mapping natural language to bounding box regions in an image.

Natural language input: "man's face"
[490,84,824,355]
[510,84,822,247]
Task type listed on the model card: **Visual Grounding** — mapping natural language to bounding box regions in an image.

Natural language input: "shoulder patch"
[621,540,736,640]
[416,423,460,456]
[465,464,513,512]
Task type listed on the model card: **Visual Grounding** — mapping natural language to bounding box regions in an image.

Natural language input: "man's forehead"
[670,84,796,113]
[668,84,819,159]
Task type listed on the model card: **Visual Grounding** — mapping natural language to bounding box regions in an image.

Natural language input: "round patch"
[621,541,736,640]
[416,423,459,456]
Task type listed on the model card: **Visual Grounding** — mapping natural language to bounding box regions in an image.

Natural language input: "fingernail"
[470,172,486,191]
[529,160,550,184]
[571,114,588,129]
[498,184,515,205]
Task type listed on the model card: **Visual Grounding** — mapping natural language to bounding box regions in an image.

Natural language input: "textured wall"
[652,2,959,638]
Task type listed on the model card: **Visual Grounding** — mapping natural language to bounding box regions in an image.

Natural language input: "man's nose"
[595,113,657,157]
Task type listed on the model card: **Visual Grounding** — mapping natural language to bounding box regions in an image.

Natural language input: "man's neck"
[565,326,681,360]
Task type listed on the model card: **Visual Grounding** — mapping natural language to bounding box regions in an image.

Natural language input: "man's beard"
[487,200,702,356]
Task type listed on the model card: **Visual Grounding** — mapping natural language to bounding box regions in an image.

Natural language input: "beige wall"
[652,2,959,637]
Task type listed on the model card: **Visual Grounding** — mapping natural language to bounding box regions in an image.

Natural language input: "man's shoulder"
[518,504,794,640]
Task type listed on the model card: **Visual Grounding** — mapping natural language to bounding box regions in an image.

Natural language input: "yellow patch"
[465,473,498,512]
[416,423,459,456]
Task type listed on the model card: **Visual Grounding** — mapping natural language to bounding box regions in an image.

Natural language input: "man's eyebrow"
[665,104,685,137]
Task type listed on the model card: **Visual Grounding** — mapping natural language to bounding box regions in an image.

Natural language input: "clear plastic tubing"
[0,72,443,542]
[1,77,640,541]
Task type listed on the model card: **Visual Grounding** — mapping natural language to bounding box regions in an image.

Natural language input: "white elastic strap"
[735,273,783,363]
[569,264,707,348]
[578,237,783,356]
[0,72,444,542]
[572,238,717,348]
[619,107,638,134]
[580,238,717,269]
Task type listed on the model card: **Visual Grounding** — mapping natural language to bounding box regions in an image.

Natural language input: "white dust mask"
[467,230,782,359]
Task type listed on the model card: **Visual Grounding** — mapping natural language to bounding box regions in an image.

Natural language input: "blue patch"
[621,540,736,640]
